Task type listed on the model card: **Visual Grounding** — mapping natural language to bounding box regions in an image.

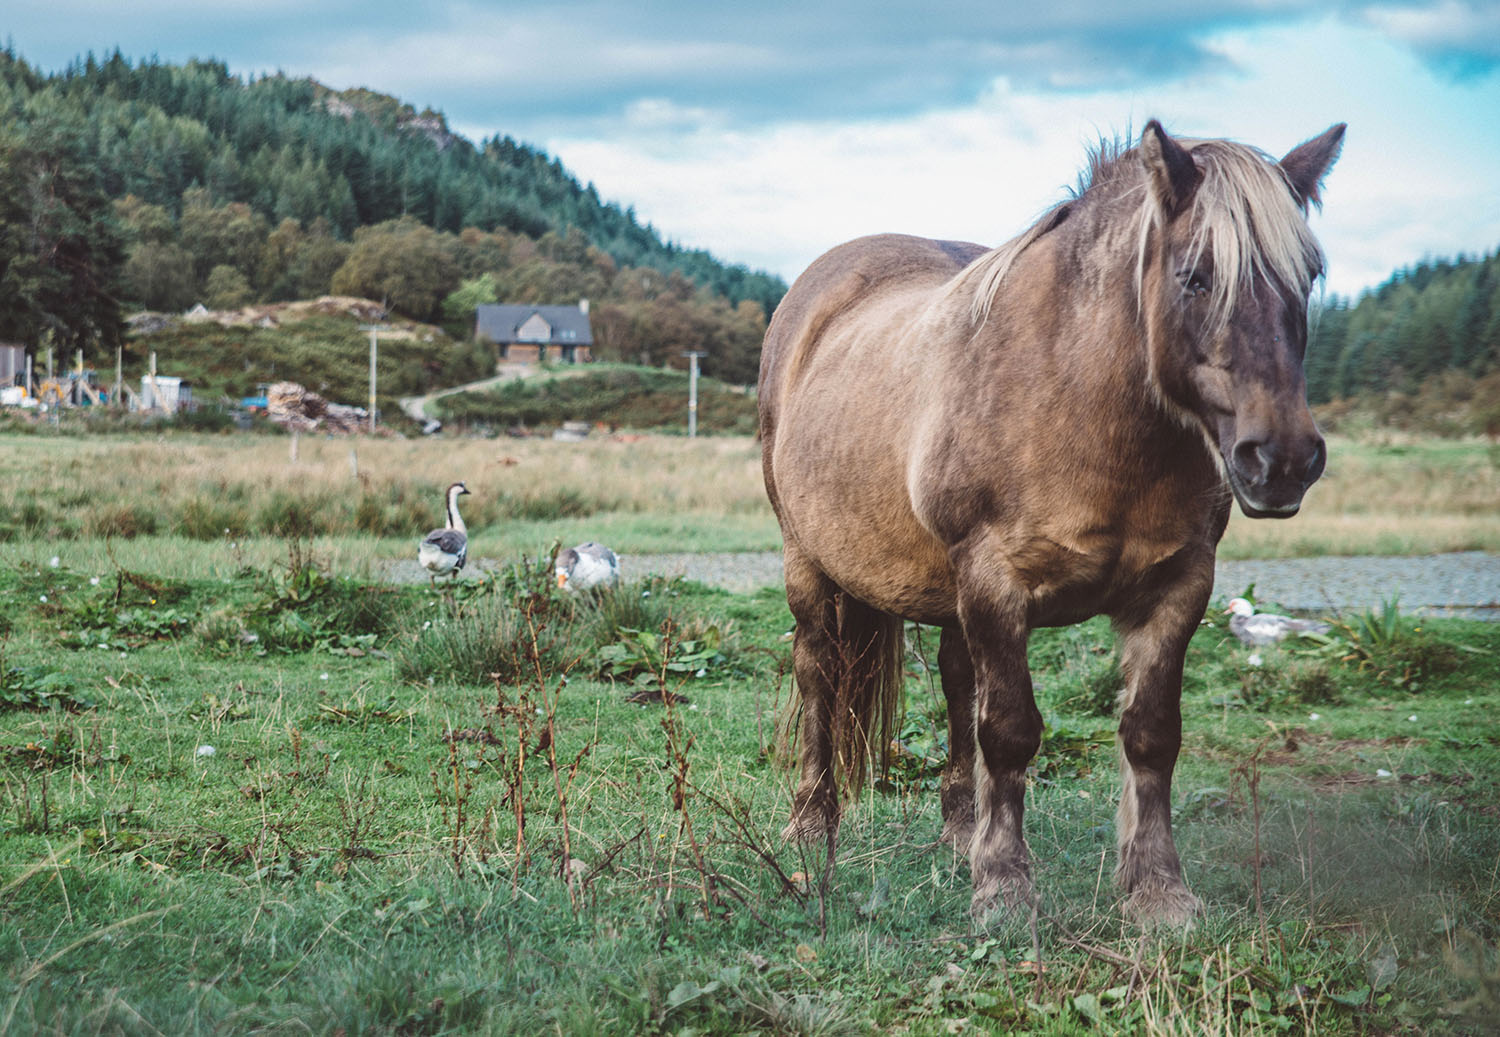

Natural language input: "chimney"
[578,298,590,315]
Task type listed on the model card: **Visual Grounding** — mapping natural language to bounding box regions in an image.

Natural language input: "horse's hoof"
[1122,882,1204,929]
[781,799,838,844]
[781,816,830,844]
[939,819,974,854]
[969,863,1035,925]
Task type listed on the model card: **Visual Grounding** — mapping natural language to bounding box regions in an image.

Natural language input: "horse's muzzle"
[1227,433,1326,518]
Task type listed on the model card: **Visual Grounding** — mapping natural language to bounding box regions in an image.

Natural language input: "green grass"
[2,547,1498,1034]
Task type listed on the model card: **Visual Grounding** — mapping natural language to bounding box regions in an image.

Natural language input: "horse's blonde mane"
[956,206,1071,326]
[959,133,1324,329]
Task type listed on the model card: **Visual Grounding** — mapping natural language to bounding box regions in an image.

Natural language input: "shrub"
[85,503,160,538]
[177,496,251,539]
[257,491,324,538]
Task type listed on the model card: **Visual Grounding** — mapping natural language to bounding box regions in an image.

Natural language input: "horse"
[758,120,1344,926]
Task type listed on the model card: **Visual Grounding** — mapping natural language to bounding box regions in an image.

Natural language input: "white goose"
[418,481,470,586]
[1225,597,1332,646]
[556,542,620,592]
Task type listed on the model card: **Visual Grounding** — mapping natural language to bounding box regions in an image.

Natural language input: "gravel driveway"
[390,551,1500,619]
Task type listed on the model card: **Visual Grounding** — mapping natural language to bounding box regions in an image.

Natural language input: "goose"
[1225,597,1332,646]
[418,482,470,585]
[556,542,619,592]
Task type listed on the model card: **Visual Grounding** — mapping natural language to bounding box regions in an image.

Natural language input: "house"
[474,301,594,364]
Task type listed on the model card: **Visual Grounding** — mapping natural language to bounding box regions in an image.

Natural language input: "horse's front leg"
[959,588,1043,920]
[1113,569,1213,927]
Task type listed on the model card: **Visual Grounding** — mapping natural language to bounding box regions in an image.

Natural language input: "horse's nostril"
[1303,438,1327,483]
[1231,438,1269,482]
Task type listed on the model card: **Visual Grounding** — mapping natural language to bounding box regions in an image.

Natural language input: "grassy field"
[1,542,1497,1034]
[1,432,1497,576]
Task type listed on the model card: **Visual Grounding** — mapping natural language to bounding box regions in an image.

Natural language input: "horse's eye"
[1177,269,1209,298]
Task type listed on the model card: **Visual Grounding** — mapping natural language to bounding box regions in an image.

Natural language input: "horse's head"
[1138,120,1344,518]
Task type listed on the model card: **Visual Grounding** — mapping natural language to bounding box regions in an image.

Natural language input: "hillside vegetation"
[0,47,778,383]
[1308,251,1500,434]
[118,303,490,412]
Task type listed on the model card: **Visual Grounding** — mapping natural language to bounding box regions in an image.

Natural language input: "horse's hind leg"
[782,546,843,841]
[938,625,976,849]
[1113,571,1211,927]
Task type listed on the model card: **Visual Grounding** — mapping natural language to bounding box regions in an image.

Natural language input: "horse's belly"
[773,472,957,623]
[823,543,957,625]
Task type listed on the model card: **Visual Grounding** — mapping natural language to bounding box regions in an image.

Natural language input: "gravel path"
[622,551,1500,619]
[391,550,1500,619]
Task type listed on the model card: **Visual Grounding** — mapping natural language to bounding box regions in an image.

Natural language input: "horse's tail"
[825,595,907,794]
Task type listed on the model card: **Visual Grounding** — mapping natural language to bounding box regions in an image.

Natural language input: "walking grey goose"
[418,481,470,585]
[556,542,620,591]
[1225,597,1332,645]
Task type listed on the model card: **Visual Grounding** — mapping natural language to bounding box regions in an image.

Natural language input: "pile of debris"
[265,381,367,434]
[130,297,415,336]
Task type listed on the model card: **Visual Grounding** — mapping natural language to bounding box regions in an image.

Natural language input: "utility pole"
[682,351,706,438]
[147,351,161,413]
[359,324,382,433]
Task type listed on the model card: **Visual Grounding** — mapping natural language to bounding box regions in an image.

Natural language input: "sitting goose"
[418,481,470,585]
[1225,597,1332,646]
[556,542,619,592]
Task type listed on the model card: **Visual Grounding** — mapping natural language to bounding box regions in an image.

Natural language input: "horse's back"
[759,234,986,418]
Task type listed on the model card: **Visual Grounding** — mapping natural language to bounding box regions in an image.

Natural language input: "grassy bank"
[2,432,1497,571]
[432,363,760,435]
[1,549,1497,1033]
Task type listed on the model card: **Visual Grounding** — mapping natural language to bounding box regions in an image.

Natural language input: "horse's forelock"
[1142,140,1324,329]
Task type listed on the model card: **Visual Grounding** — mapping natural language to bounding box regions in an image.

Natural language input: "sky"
[6,1,1500,298]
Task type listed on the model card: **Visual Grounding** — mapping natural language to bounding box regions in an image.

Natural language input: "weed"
[1317,596,1466,689]
[0,657,93,712]
[596,623,725,687]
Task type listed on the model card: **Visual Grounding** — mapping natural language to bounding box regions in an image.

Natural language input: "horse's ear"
[1140,120,1199,217]
[1280,123,1346,210]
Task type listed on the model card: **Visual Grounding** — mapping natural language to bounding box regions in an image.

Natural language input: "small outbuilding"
[140,375,193,415]
[0,344,25,386]
[475,301,594,364]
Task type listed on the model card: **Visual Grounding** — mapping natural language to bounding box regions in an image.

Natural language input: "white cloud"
[546,16,1500,295]
[1363,0,1500,67]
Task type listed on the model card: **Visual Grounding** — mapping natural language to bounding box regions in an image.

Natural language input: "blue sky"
[7,1,1500,297]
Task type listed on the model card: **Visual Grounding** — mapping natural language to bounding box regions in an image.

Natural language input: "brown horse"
[759,120,1344,926]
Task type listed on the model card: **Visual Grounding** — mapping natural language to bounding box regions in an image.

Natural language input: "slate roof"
[474,304,594,346]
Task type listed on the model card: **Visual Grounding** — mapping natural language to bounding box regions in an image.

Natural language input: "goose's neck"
[446,489,467,533]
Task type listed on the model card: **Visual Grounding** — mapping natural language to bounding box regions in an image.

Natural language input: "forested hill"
[0,47,784,381]
[1307,250,1500,405]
